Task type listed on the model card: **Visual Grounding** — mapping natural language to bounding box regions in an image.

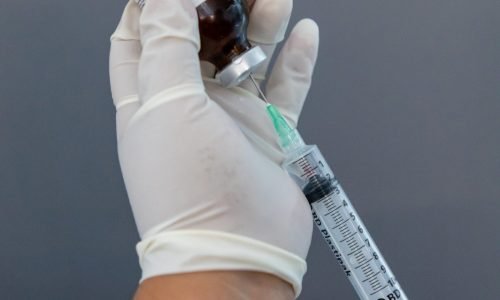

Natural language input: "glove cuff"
[136,228,307,297]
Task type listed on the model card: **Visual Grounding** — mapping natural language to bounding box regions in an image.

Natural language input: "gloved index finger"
[111,0,141,42]
[137,0,205,104]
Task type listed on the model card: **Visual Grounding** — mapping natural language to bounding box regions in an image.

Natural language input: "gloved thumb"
[266,19,320,128]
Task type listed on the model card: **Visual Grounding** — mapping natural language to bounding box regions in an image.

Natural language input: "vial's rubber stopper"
[215,46,266,88]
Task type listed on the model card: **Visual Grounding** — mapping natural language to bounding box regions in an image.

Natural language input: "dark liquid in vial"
[197,0,256,71]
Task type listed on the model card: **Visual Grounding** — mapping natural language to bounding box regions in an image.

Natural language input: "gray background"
[1,0,499,299]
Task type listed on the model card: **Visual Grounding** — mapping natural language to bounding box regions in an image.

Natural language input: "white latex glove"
[109,0,319,296]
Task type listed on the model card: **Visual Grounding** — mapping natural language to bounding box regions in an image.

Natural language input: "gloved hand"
[109,0,319,296]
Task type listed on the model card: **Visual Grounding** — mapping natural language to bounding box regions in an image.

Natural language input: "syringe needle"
[249,74,269,103]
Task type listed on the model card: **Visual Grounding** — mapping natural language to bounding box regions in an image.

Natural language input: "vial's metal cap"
[215,46,266,88]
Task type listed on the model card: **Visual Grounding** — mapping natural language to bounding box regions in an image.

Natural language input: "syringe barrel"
[283,145,408,300]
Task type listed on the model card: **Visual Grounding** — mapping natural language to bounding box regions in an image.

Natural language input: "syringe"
[250,78,408,300]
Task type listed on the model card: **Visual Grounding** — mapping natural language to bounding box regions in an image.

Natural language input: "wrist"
[134,271,295,300]
[136,229,307,296]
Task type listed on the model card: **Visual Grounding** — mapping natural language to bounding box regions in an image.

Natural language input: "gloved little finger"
[266,19,319,128]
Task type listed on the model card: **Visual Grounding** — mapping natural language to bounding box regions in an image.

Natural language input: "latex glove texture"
[109,0,319,295]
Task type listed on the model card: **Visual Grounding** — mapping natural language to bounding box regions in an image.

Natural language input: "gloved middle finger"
[247,0,293,78]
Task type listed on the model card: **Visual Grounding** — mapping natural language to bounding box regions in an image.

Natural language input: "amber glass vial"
[197,0,253,69]
[196,0,265,87]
